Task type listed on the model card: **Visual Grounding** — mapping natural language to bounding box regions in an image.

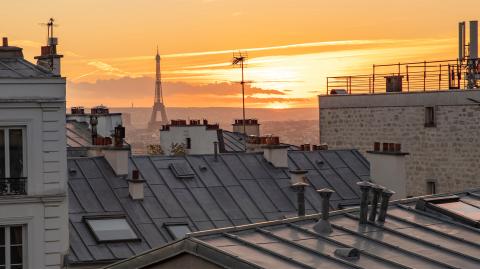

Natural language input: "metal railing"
[326,59,480,95]
[0,177,27,195]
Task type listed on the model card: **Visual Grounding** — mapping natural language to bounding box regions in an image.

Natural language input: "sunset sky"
[1,0,479,108]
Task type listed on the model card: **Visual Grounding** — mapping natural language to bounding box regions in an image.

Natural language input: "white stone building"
[159,120,220,155]
[0,36,68,268]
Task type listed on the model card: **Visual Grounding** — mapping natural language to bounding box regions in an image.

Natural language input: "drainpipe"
[377,189,395,222]
[313,188,335,234]
[357,181,372,224]
[368,184,385,222]
[291,182,309,216]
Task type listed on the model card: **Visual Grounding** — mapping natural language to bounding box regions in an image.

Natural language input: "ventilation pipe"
[368,185,384,222]
[289,170,308,185]
[313,188,335,234]
[90,115,98,145]
[377,189,395,222]
[213,141,218,161]
[357,181,372,224]
[128,170,145,200]
[291,182,309,216]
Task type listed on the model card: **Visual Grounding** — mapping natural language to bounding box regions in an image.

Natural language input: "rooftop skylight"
[85,217,138,242]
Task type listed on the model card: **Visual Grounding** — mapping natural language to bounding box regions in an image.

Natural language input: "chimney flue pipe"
[291,182,309,216]
[377,189,395,222]
[368,185,384,222]
[213,141,218,161]
[357,181,372,224]
[313,188,335,234]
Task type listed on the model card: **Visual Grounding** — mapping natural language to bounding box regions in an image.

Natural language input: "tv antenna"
[39,18,59,44]
[232,51,248,139]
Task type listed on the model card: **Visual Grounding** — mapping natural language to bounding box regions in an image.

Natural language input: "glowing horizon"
[1,0,479,108]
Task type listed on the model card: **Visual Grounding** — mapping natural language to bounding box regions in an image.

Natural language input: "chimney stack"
[313,188,335,234]
[263,140,289,168]
[366,142,408,199]
[377,189,395,222]
[34,18,63,76]
[368,185,384,222]
[128,169,145,200]
[291,182,309,216]
[357,181,372,224]
[2,37,8,47]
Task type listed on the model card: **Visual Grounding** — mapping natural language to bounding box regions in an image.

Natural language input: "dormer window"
[0,127,26,195]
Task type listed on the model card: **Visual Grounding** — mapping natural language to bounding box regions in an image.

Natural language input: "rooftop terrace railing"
[0,177,27,195]
[326,59,480,95]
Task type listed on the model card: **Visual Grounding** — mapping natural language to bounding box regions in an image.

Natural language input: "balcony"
[0,177,27,195]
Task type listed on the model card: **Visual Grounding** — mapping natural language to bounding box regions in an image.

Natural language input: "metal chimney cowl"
[313,188,335,234]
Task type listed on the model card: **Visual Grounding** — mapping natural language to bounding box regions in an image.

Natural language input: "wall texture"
[319,90,480,197]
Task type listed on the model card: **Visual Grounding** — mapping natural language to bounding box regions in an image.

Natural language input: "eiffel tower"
[148,47,168,130]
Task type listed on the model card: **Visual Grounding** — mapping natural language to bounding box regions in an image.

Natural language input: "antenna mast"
[232,51,248,142]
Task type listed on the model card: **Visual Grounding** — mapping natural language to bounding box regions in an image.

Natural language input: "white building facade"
[0,37,68,268]
[160,120,220,155]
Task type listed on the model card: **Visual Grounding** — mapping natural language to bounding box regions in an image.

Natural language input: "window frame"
[0,127,27,179]
[426,180,436,195]
[186,138,191,149]
[83,215,140,243]
[424,106,436,127]
[0,225,26,269]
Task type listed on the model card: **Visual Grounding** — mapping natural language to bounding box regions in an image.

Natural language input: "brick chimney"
[366,142,408,199]
[232,119,260,136]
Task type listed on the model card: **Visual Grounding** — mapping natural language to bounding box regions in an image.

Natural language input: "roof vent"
[169,162,195,179]
[334,248,360,259]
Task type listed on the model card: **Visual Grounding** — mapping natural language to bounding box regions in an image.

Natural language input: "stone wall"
[319,91,480,197]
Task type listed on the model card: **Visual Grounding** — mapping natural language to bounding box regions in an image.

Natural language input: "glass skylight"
[85,218,138,242]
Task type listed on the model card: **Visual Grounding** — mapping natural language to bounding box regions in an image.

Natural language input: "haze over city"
[2,0,480,108]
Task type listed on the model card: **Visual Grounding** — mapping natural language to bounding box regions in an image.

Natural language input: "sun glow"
[266,102,291,109]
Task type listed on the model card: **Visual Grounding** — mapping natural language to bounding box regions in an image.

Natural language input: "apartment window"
[186,138,191,149]
[164,223,191,240]
[0,226,25,269]
[0,128,27,195]
[424,107,436,127]
[426,181,436,195]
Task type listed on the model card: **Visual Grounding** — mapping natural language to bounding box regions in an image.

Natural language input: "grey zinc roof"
[0,57,55,78]
[220,130,246,152]
[219,130,300,153]
[67,149,369,265]
[66,121,92,148]
[106,189,480,269]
